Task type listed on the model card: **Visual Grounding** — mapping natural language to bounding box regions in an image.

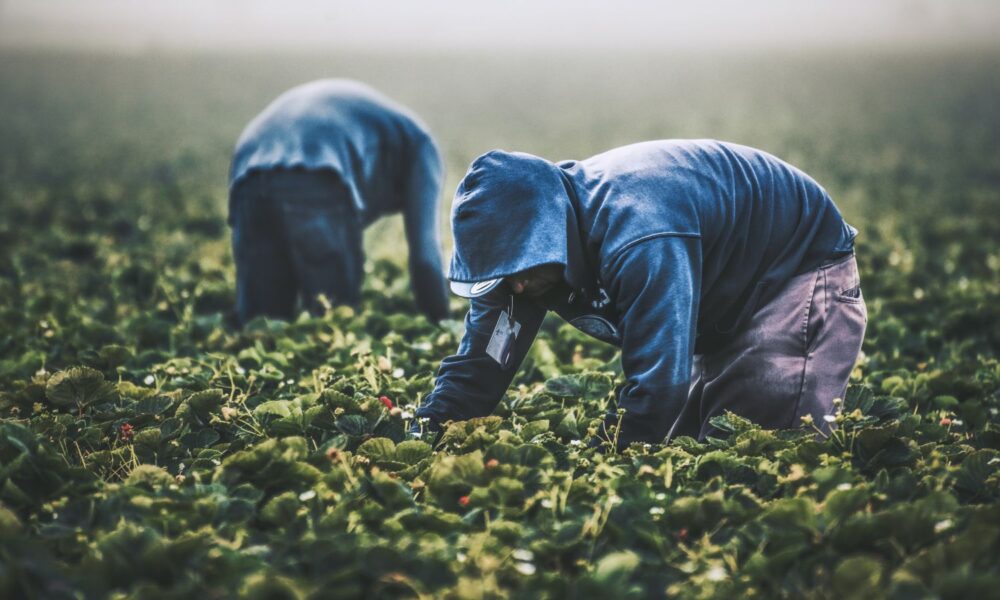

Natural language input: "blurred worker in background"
[415,140,867,449]
[228,79,449,325]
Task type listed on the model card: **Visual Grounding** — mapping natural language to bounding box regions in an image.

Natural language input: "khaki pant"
[671,254,868,440]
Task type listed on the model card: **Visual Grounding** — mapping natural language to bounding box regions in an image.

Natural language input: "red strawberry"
[379,395,394,410]
[458,495,470,507]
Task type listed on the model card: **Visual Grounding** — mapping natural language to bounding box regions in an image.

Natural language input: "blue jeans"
[229,168,363,325]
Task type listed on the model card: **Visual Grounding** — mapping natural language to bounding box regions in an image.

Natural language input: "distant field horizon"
[2,45,997,256]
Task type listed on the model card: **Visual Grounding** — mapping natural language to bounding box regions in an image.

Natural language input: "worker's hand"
[408,415,444,447]
[409,260,449,322]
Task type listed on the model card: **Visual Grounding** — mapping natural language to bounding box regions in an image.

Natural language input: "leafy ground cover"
[0,49,998,598]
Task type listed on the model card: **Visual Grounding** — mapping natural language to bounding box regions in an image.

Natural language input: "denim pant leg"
[271,170,364,315]
[797,255,868,428]
[230,173,298,325]
[696,255,867,439]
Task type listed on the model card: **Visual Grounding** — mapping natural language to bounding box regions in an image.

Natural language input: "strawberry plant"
[1,49,998,598]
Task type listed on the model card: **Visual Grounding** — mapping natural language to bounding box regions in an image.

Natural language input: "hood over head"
[447,150,594,298]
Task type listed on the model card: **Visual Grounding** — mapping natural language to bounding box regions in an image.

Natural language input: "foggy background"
[1,0,998,52]
[1,0,997,264]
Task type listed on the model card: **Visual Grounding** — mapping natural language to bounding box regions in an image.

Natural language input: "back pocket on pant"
[837,286,863,303]
[289,213,343,262]
[284,200,357,263]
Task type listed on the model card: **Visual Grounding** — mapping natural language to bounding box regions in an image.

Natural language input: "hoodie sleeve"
[402,135,449,322]
[415,291,547,426]
[603,234,702,446]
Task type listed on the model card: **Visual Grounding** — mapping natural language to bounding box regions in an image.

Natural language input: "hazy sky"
[1,0,997,52]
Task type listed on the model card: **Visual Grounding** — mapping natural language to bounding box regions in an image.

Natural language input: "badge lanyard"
[486,294,521,369]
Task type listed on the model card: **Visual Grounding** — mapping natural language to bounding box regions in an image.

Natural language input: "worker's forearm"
[417,293,546,426]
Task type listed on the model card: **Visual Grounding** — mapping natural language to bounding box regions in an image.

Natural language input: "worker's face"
[506,264,564,297]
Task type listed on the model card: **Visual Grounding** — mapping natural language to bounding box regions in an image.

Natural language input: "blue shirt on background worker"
[415,140,867,448]
[228,79,448,325]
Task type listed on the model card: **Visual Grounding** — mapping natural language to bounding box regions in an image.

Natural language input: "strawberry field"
[1,50,998,598]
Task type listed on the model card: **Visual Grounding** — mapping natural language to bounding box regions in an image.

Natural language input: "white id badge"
[485,309,521,368]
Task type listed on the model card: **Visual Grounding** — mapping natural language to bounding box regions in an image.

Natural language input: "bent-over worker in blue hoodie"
[415,140,868,448]
[229,79,448,325]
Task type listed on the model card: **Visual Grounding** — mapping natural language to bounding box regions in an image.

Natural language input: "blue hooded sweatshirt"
[229,79,448,319]
[415,140,856,445]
